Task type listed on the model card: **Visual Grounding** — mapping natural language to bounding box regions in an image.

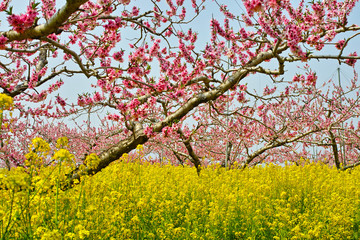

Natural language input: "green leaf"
[32,2,40,9]
[5,6,13,15]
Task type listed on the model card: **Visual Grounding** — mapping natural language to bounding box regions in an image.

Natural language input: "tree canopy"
[0,0,359,177]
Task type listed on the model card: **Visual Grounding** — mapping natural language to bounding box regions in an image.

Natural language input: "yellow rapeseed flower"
[0,93,13,110]
[1,159,360,239]
[30,137,51,153]
[53,148,74,161]
[56,136,69,148]
[24,152,39,162]
[40,229,62,240]
[75,224,90,239]
[25,138,51,167]
[85,153,100,169]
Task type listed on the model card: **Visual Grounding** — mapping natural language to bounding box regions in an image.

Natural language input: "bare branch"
[41,37,92,78]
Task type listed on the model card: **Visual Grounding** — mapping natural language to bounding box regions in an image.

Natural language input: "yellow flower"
[34,226,47,238]
[30,137,51,153]
[280,191,287,199]
[41,229,62,240]
[25,152,39,162]
[120,153,129,161]
[64,232,76,239]
[75,224,90,239]
[53,149,74,162]
[0,93,13,110]
[85,153,101,169]
[56,136,69,148]
[131,215,140,224]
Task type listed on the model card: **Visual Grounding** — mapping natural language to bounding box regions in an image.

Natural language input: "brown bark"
[1,0,89,42]
[329,130,341,169]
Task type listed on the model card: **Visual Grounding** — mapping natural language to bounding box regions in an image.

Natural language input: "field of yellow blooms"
[2,86,359,239]
[1,144,360,240]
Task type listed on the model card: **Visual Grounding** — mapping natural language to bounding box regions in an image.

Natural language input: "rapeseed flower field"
[1,140,360,240]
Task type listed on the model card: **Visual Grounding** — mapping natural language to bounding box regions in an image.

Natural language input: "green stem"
[0,108,3,127]
[55,161,61,228]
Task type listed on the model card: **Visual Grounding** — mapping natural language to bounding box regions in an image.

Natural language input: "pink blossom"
[41,0,56,19]
[7,5,38,33]
[268,0,278,8]
[93,92,103,102]
[176,0,184,6]
[239,85,247,91]
[113,50,124,62]
[345,52,358,67]
[56,96,66,107]
[237,92,246,103]
[107,114,121,121]
[144,126,154,137]
[132,7,139,16]
[179,7,186,20]
[244,0,263,16]
[128,98,140,109]
[119,0,131,5]
[306,72,317,86]
[0,35,8,49]
[263,86,276,96]
[257,104,265,111]
[335,39,346,50]
[47,33,58,41]
[220,5,234,19]
[0,0,10,12]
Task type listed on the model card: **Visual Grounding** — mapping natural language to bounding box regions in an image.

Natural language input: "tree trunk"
[70,47,287,181]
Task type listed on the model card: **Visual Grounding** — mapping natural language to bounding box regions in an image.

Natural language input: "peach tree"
[0,0,359,176]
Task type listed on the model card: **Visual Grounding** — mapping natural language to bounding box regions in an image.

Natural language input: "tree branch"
[1,0,89,42]
[68,44,287,182]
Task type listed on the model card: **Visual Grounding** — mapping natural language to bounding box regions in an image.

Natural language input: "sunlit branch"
[1,0,89,42]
